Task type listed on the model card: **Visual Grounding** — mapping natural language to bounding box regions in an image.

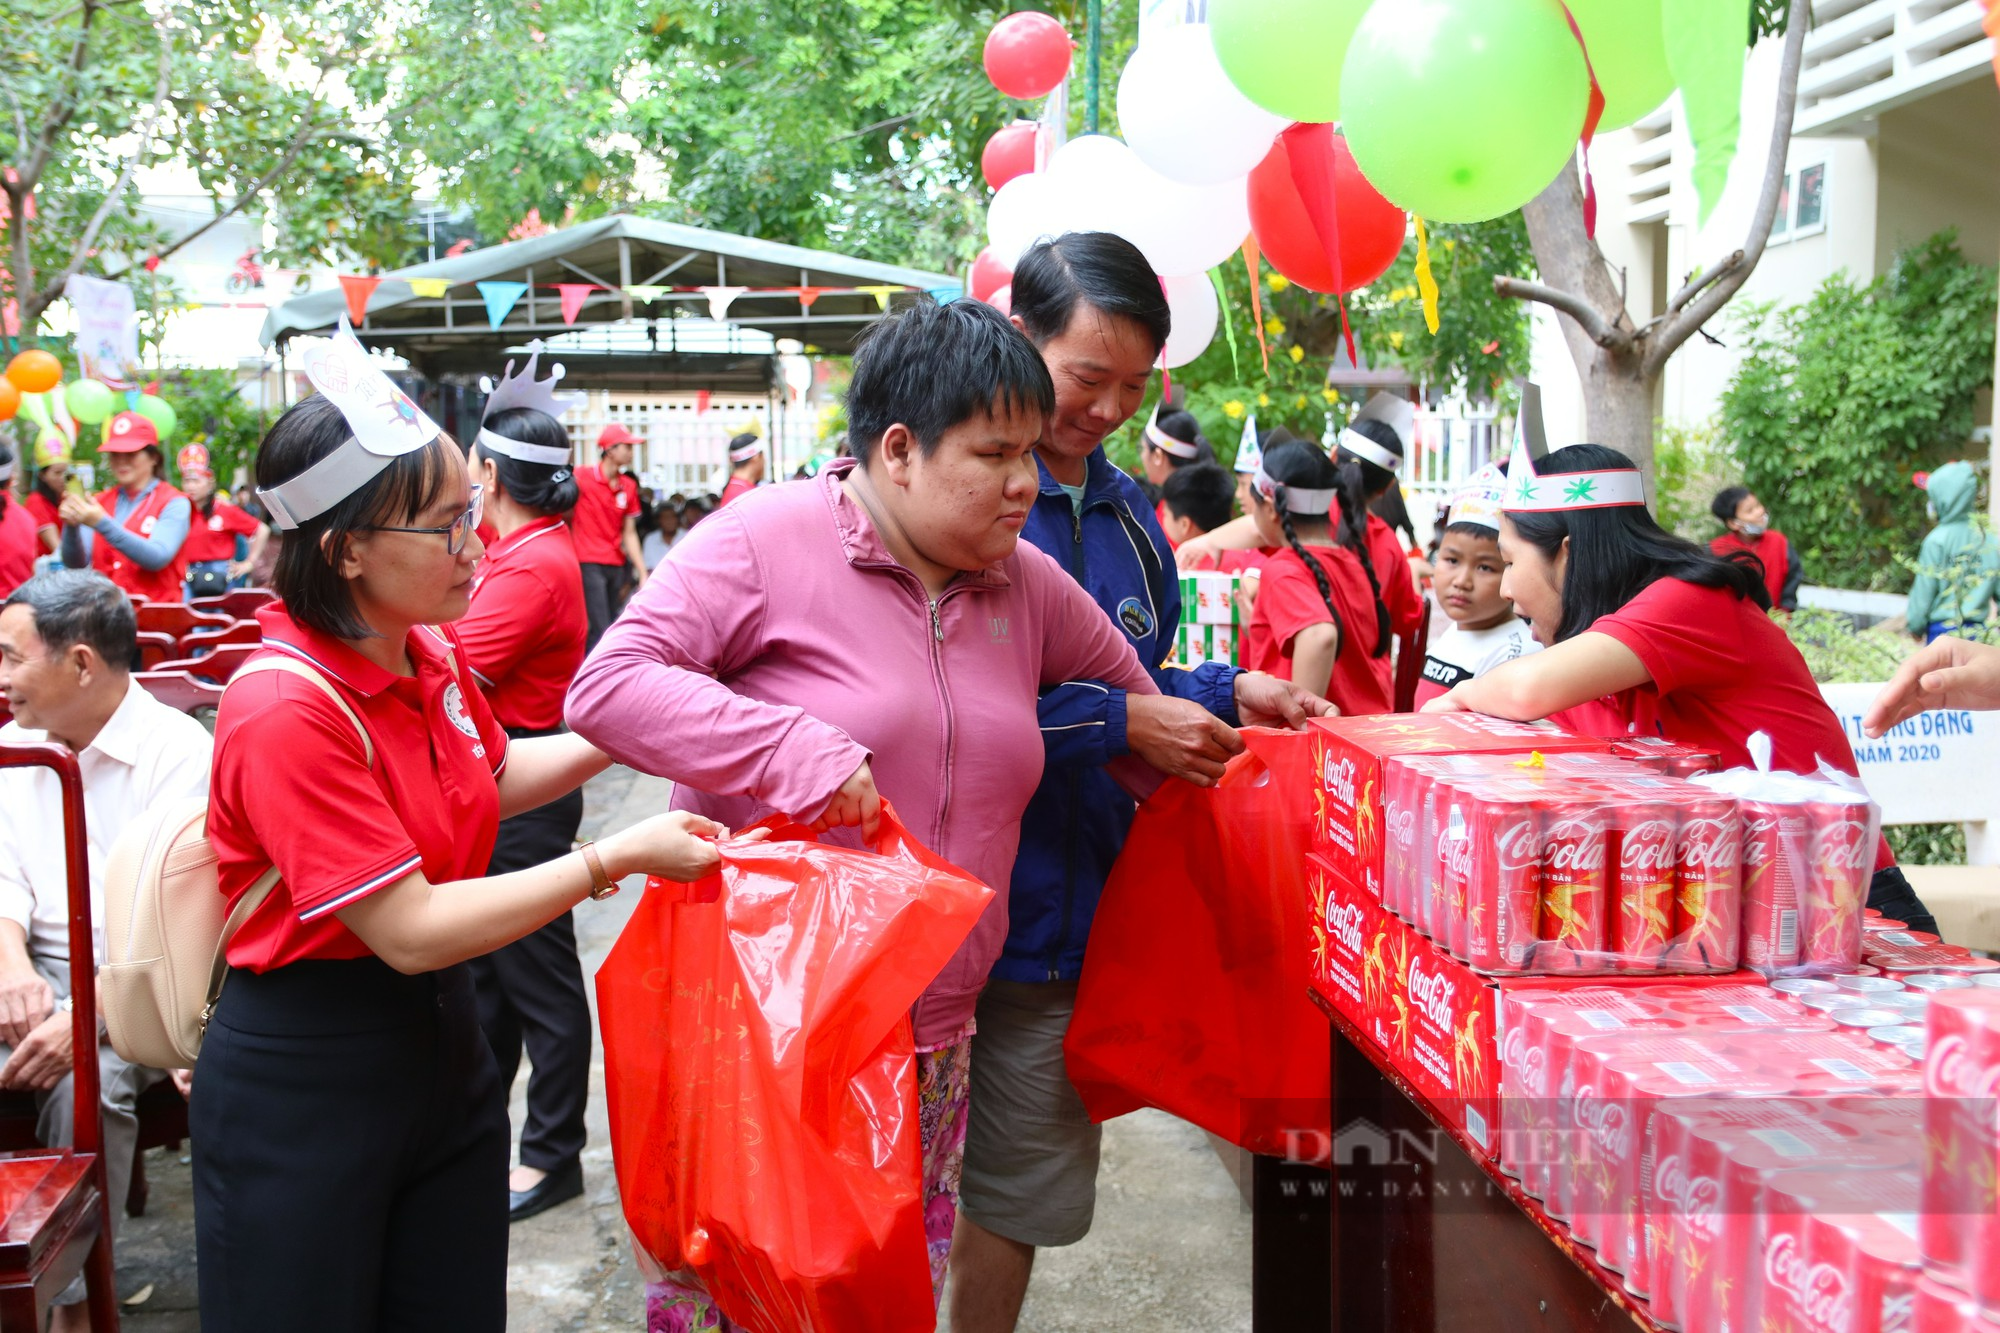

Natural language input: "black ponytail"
[1278,507,1344,651]
[1336,418,1402,500]
[1507,443,1771,643]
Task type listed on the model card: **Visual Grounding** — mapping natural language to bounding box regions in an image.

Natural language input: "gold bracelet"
[578,842,619,901]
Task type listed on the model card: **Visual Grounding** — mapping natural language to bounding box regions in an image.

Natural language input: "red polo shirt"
[181,498,260,563]
[23,492,58,544]
[209,605,509,970]
[1367,513,1425,638]
[572,465,639,565]
[456,517,587,731]
[1244,540,1393,716]
[718,475,754,507]
[0,500,36,596]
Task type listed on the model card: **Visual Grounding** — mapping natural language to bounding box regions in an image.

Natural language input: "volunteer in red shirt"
[573,423,646,648]
[1423,440,1936,935]
[1709,484,1800,611]
[1241,438,1392,714]
[0,446,37,596]
[195,328,737,1330]
[176,443,267,597]
[717,429,765,506]
[456,367,595,1223]
[23,439,67,556]
[58,411,190,603]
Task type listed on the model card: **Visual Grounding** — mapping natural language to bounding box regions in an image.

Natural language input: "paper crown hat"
[475,341,582,469]
[256,321,442,530]
[1331,392,1416,472]
[1232,413,1261,475]
[1501,379,1646,513]
[1445,463,1507,533]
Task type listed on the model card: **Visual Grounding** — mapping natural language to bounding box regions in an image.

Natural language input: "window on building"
[1768,160,1827,244]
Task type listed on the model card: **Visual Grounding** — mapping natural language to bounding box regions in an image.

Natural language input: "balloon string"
[1242,237,1270,377]
[1209,266,1240,380]
[1414,217,1441,336]
[1558,1,1606,238]
[1336,296,1357,374]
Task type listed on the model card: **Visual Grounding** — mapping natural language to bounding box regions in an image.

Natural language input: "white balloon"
[985,171,1063,267]
[1161,271,1218,369]
[1044,134,1146,236]
[1118,26,1287,187]
[1117,163,1251,279]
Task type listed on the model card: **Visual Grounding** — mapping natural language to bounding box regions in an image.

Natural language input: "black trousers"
[1868,863,1938,936]
[471,749,590,1173]
[580,560,628,650]
[192,958,509,1332]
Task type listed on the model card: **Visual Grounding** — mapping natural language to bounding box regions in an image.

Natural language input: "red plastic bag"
[598,803,993,1333]
[1064,727,1331,1157]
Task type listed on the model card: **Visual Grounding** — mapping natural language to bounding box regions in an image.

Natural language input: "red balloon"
[1247,133,1406,296]
[970,248,1014,304]
[986,283,1014,316]
[984,12,1072,101]
[982,123,1040,191]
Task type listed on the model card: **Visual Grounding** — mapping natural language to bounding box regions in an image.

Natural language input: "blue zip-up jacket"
[993,447,1242,983]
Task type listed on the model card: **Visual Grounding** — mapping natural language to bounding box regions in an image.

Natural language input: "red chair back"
[135,671,227,716]
[175,619,260,658]
[151,643,259,684]
[1392,611,1432,714]
[189,588,276,620]
[134,603,231,640]
[134,631,177,672]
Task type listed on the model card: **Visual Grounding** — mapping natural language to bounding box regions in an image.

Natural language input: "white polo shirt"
[0,677,212,964]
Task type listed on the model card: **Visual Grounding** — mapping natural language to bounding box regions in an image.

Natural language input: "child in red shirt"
[1241,439,1392,715]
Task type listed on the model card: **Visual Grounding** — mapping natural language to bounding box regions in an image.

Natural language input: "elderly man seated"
[0,570,210,1329]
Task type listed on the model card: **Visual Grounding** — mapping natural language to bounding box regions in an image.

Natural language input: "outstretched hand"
[1864,637,2000,737]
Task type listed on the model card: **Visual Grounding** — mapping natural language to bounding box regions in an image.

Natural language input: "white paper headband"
[476,427,573,469]
[1336,427,1402,473]
[1143,405,1199,460]
[1503,435,1646,512]
[729,438,767,463]
[1254,464,1337,517]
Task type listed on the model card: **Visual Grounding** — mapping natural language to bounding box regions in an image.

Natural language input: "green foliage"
[1350,213,1537,401]
[1719,232,1998,592]
[1782,606,1912,685]
[1652,416,1738,541]
[1887,822,1967,867]
[162,369,271,488]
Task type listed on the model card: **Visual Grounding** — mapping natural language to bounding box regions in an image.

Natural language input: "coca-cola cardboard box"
[1308,853,1405,1056]
[1308,715,1612,901]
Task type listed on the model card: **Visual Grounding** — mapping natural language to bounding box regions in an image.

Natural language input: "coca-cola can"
[1806,797,1873,973]
[1921,992,2000,1306]
[1539,799,1611,975]
[1467,790,1543,974]
[1433,784,1475,954]
[1382,759,1422,920]
[1670,796,1742,973]
[1741,799,1809,972]
[1613,803,1678,973]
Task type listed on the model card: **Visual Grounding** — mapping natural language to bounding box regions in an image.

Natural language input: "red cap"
[597,424,639,451]
[102,411,160,453]
[177,443,212,478]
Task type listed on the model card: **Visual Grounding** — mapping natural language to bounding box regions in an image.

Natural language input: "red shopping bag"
[598,803,993,1333]
[1064,727,1331,1158]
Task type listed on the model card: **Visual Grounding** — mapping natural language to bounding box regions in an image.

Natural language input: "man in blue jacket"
[949,233,1331,1331]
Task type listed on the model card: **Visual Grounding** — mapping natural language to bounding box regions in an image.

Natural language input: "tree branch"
[1642,0,1810,378]
[20,0,105,190]
[1493,275,1625,349]
[1664,248,1743,316]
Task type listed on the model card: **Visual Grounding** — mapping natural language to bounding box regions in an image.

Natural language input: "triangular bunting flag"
[698,286,748,321]
[695,390,712,414]
[927,285,964,304]
[407,278,451,299]
[339,274,382,326]
[555,283,595,324]
[624,285,669,302]
[795,287,825,310]
[476,280,530,328]
[855,285,902,311]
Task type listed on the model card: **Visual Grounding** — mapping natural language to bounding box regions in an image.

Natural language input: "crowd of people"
[0,225,1951,1332]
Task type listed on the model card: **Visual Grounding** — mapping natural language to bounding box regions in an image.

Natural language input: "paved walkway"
[116,768,1249,1330]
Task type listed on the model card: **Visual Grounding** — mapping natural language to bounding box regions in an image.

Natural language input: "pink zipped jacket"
[566,458,1160,1045]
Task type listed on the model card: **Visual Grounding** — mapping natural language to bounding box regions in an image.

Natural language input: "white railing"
[1796,0,1995,134]
[1403,401,1500,541]
[567,397,825,499]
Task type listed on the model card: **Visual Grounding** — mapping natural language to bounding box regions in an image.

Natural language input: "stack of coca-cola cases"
[1382,743,1875,978]
[1496,958,2000,1332]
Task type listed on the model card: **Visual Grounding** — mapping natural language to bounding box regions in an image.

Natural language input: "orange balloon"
[5,349,61,395]
[0,378,18,422]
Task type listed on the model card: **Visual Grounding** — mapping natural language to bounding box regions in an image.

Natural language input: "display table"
[1318,993,1655,1333]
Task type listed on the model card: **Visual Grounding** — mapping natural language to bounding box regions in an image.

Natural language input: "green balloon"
[1568,0,1676,131]
[65,378,115,425]
[133,393,177,442]
[1208,0,1372,124]
[17,391,53,433]
[1340,0,1589,224]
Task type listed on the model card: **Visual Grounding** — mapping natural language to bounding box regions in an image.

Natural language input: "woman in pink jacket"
[566,299,1161,1329]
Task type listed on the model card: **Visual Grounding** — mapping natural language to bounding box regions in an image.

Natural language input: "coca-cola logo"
[1575,1090,1628,1154]
[1620,821,1677,874]
[1764,1231,1850,1331]
[1652,1154,1718,1218]
[1387,804,1417,852]
[1328,900,1366,957]
[1520,1045,1546,1096]
[1406,958,1454,1031]
[1323,754,1357,808]
[1924,1033,2000,1101]
[1679,817,1740,870]
[1545,819,1606,874]
[1743,817,1777,868]
[1815,822,1872,872]
[1442,828,1474,882]
[1496,817,1540,868]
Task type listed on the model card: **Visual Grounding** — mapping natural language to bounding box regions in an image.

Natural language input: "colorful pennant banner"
[476,280,530,328]
[338,274,381,325]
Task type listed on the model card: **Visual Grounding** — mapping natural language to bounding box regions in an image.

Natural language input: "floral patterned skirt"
[643,1021,975,1332]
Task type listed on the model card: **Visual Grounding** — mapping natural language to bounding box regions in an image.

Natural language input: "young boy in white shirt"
[1414,465,1539,707]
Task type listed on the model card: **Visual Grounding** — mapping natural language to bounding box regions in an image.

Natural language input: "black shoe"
[508,1160,584,1223]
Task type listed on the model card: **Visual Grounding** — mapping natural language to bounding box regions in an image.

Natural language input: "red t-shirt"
[719,475,755,508]
[456,517,587,731]
[23,492,59,548]
[180,498,260,564]
[571,465,639,565]
[1245,542,1393,716]
[1367,513,1425,638]
[0,500,37,596]
[209,606,510,970]
[1710,529,1789,609]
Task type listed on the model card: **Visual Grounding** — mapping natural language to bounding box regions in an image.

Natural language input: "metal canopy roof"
[257,213,959,385]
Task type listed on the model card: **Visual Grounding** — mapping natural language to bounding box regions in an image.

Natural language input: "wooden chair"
[134,671,225,717]
[150,643,259,685]
[133,632,176,672]
[0,744,121,1331]
[175,618,260,658]
[133,603,229,641]
[189,588,275,621]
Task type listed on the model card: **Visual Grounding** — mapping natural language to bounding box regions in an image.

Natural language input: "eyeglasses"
[366,485,485,555]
